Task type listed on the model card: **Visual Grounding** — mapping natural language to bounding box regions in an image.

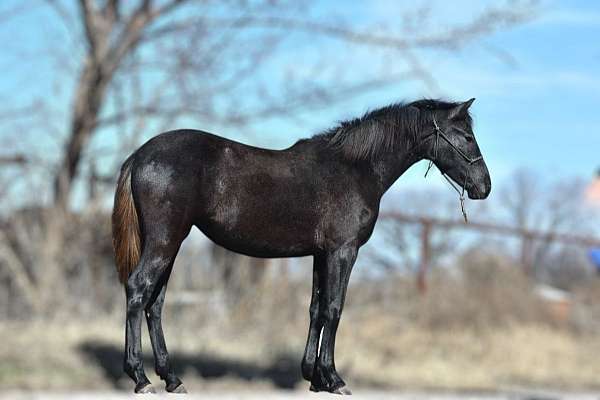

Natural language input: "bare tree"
[499,169,596,280]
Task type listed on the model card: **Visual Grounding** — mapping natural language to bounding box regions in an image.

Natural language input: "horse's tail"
[112,155,141,285]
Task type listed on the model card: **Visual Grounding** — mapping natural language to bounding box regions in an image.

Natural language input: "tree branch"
[106,0,186,72]
[78,0,100,58]
[148,6,533,52]
[0,155,27,166]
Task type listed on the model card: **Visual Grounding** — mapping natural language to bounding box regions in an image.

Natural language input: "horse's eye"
[465,135,474,143]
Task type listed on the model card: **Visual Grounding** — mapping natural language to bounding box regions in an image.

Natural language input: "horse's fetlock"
[155,363,169,378]
[154,355,170,377]
[123,358,140,379]
[301,357,315,381]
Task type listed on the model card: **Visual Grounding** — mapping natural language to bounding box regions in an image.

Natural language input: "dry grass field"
[3,316,600,393]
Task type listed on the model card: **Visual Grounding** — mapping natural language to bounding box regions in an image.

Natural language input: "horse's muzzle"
[467,175,491,200]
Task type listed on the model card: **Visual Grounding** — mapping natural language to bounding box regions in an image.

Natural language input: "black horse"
[112,98,491,394]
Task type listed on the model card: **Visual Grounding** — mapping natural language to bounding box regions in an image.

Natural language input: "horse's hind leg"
[124,230,187,393]
[145,266,186,393]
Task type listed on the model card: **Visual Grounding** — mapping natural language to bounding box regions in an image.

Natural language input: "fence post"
[417,220,432,294]
[521,232,534,277]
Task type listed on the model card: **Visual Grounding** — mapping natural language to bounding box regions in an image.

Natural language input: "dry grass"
[0,320,120,390]
[337,321,600,390]
[3,317,600,391]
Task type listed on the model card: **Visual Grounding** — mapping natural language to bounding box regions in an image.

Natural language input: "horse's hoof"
[135,383,156,394]
[333,385,352,395]
[168,383,187,394]
[310,384,351,395]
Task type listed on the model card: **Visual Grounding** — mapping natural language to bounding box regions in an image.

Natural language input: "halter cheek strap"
[424,116,483,223]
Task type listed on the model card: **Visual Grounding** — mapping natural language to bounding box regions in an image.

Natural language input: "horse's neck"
[370,142,425,196]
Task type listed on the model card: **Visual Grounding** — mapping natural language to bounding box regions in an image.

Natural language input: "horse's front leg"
[310,243,357,395]
[301,254,325,381]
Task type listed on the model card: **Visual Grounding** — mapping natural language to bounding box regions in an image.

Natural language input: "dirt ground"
[1,390,599,400]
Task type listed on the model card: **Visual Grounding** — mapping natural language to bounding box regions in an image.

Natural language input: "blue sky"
[1,0,599,206]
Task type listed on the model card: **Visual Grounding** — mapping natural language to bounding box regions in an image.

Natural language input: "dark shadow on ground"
[79,342,302,389]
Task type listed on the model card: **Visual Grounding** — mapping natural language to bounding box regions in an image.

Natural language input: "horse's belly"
[196,158,323,257]
[199,220,315,258]
[197,202,319,258]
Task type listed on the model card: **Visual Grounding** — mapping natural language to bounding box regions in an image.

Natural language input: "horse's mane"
[312,99,470,162]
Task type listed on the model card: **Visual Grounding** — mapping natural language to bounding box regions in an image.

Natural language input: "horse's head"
[423,98,491,200]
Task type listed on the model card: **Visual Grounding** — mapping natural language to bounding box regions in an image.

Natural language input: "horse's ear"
[448,98,475,120]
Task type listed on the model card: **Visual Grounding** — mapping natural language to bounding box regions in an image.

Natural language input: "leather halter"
[424,116,483,223]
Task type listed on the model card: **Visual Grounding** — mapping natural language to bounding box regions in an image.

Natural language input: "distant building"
[584,168,600,207]
[533,284,572,324]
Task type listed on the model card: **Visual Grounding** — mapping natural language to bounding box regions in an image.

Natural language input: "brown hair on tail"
[112,156,141,284]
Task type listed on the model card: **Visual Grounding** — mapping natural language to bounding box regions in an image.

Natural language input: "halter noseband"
[424,116,483,223]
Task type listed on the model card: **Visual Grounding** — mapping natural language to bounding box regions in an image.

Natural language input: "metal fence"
[380,212,600,293]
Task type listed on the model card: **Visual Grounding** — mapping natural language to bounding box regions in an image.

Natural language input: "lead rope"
[442,171,468,223]
[425,116,480,223]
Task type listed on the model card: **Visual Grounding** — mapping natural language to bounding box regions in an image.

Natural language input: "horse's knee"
[322,304,340,324]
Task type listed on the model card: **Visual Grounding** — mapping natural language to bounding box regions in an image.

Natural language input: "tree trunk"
[53,60,109,210]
